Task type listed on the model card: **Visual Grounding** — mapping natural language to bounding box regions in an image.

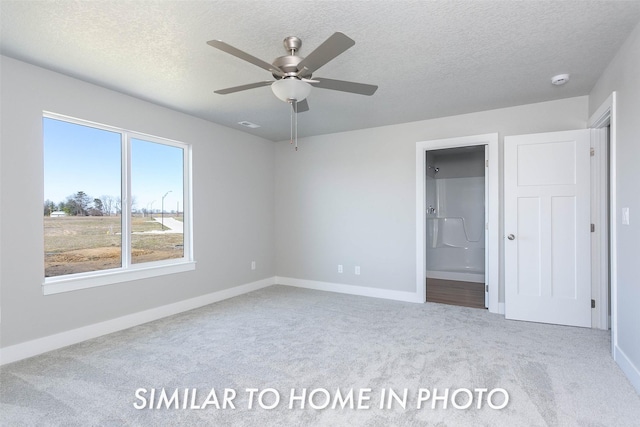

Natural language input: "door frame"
[590,127,609,330]
[416,133,500,313]
[589,92,617,350]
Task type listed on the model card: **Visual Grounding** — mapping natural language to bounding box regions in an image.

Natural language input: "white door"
[505,130,591,327]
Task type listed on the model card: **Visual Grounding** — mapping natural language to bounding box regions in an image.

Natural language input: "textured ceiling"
[2,1,640,141]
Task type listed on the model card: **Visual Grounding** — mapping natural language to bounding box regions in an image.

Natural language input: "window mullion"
[121,132,132,268]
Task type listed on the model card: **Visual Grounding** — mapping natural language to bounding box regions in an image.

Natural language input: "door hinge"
[485,159,488,167]
[591,223,595,232]
[485,285,488,292]
[590,147,595,157]
[591,299,596,308]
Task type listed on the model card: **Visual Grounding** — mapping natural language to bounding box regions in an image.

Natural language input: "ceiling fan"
[206,32,378,113]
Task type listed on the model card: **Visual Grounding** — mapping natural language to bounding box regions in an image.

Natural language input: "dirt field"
[44,216,183,277]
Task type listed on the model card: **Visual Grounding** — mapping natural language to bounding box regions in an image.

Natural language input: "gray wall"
[274,96,588,299]
[0,56,275,347]
[589,22,640,387]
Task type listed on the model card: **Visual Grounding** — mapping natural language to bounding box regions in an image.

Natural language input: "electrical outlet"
[251,261,256,270]
[338,264,343,273]
[355,266,361,275]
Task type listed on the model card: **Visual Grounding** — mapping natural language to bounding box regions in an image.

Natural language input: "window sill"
[43,261,196,295]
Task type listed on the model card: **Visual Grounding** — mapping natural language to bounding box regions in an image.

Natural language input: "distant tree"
[64,196,79,215]
[88,198,104,216]
[100,195,115,216]
[58,200,70,215]
[66,191,92,216]
[115,197,122,215]
[93,198,104,213]
[44,199,56,216]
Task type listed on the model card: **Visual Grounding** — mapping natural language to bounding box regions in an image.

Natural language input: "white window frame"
[43,112,195,295]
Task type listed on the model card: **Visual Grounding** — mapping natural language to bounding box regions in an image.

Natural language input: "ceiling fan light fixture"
[271,78,311,102]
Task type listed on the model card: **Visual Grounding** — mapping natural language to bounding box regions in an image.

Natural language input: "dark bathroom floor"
[426,277,486,309]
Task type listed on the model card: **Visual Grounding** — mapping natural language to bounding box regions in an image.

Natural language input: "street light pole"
[161,191,172,230]
[146,200,155,218]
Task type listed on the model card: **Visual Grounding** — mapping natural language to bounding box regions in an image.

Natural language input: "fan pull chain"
[289,100,294,146]
[288,99,299,151]
[294,100,298,151]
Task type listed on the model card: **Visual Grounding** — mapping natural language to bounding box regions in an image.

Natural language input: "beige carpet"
[2,285,639,426]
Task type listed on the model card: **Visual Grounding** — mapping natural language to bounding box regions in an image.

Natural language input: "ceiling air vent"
[238,121,260,129]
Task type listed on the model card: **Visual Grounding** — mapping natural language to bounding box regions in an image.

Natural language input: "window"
[130,138,185,264]
[43,113,193,294]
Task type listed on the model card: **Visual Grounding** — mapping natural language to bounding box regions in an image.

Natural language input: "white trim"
[614,345,640,395]
[43,261,197,295]
[122,130,132,267]
[589,128,609,330]
[1,277,275,365]
[588,92,616,354]
[416,133,500,313]
[43,111,188,148]
[484,145,490,308]
[276,276,422,303]
[589,93,615,129]
[498,302,505,315]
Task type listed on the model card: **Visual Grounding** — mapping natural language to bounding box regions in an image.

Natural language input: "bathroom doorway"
[416,133,498,313]
[425,146,487,309]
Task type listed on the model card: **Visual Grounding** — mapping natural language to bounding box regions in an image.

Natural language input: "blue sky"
[44,118,184,213]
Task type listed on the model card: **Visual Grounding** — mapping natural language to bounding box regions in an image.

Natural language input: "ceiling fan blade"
[214,81,273,95]
[296,32,355,75]
[295,99,310,113]
[311,77,378,96]
[207,40,283,76]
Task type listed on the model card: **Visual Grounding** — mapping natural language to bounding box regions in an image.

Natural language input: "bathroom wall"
[426,148,485,277]
[429,149,486,179]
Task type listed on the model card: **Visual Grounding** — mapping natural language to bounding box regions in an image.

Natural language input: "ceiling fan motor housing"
[272,36,313,79]
[272,55,308,79]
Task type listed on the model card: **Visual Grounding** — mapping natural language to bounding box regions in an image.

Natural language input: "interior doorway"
[425,146,486,309]
[589,95,614,333]
[416,133,499,314]
[589,91,619,364]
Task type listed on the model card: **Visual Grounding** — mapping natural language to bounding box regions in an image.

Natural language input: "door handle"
[507,234,515,240]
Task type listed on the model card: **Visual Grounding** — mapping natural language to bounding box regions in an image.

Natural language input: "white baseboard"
[2,276,426,365]
[276,276,422,303]
[499,302,505,315]
[0,277,275,366]
[615,345,640,395]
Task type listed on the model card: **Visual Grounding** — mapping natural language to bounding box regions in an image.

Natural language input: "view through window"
[43,115,188,279]
[130,138,184,264]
